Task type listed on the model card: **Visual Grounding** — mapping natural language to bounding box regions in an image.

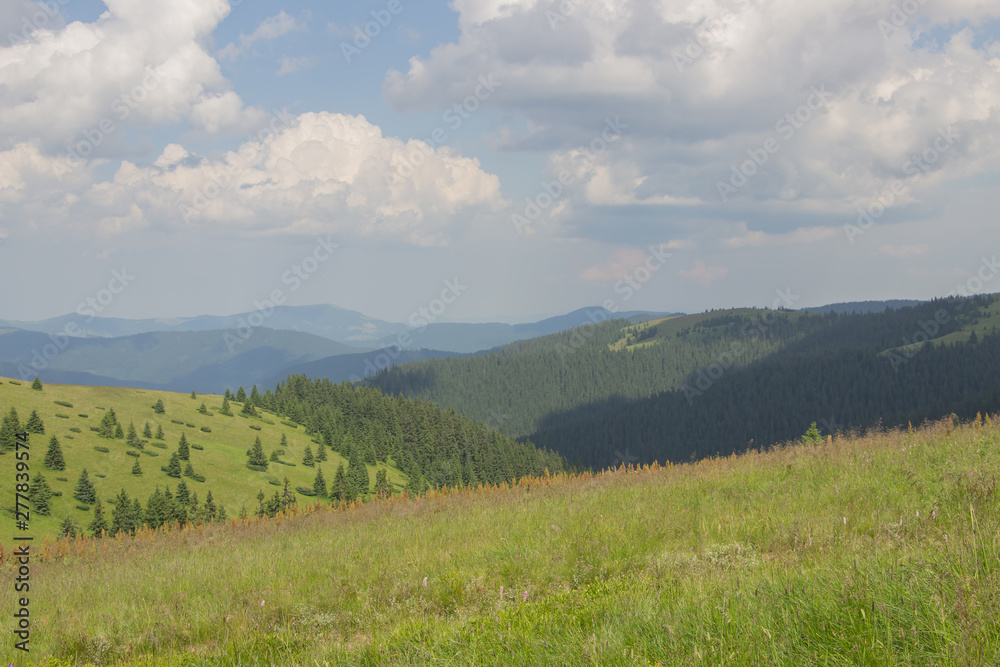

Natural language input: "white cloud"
[724,222,841,248]
[383,0,1000,237]
[276,54,315,76]
[218,11,307,61]
[0,112,505,246]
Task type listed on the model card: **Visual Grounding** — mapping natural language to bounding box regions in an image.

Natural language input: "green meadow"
[0,378,407,544]
[2,414,998,665]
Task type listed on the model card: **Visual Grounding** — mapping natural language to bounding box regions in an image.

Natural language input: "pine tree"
[25,410,44,434]
[220,396,232,416]
[190,390,197,399]
[802,421,822,445]
[315,440,328,462]
[155,424,165,440]
[240,400,257,417]
[175,479,190,506]
[98,410,116,438]
[348,446,368,499]
[0,410,17,453]
[189,491,200,522]
[111,490,133,536]
[59,515,78,538]
[130,498,144,533]
[313,465,327,498]
[333,463,347,502]
[126,421,142,448]
[142,422,153,439]
[183,462,196,478]
[281,477,295,512]
[73,469,96,504]
[256,490,266,517]
[303,445,315,467]
[247,436,268,469]
[145,487,167,529]
[224,388,234,400]
[198,402,208,414]
[131,459,143,475]
[178,433,189,460]
[114,422,124,439]
[165,452,182,478]
[250,385,261,405]
[236,386,247,402]
[89,497,108,537]
[202,490,217,521]
[28,473,53,516]
[31,376,43,390]
[374,468,391,497]
[269,450,279,462]
[152,399,165,414]
[44,435,66,470]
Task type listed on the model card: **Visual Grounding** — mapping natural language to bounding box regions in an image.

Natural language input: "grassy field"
[1,415,997,665]
[0,378,407,543]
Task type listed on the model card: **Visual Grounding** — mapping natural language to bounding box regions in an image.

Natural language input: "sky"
[0,0,999,325]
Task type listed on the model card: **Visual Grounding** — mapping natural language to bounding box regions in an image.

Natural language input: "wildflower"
[423,576,428,587]
[522,590,528,602]
[260,600,265,607]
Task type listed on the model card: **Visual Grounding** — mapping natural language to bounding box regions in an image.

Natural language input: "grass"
[0,379,408,544]
[1,416,998,665]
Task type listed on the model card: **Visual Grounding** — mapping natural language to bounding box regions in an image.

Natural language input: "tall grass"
[3,417,999,665]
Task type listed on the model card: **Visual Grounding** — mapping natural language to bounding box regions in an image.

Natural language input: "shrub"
[185,423,195,428]
[89,427,100,432]
[249,424,262,431]
[77,414,88,418]
[126,450,140,458]
[55,414,69,419]
[93,446,109,453]
[281,421,299,428]
[188,473,206,483]
[268,478,282,486]
[54,400,73,408]
[69,427,81,433]
[170,419,184,425]
[75,505,89,511]
[200,426,211,433]
[8,380,21,385]
[51,491,62,497]
[56,477,68,482]
[262,419,275,425]
[141,450,159,457]
[94,473,106,478]
[246,463,268,472]
[190,443,204,450]
[296,486,317,497]
[64,435,74,440]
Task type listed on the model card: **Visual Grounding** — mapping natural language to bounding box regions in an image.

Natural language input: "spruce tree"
[281,477,295,512]
[89,497,108,537]
[183,462,196,478]
[198,402,208,414]
[145,487,166,528]
[802,422,822,444]
[178,433,189,460]
[152,399,165,414]
[31,376,43,390]
[303,445,315,467]
[202,490,217,521]
[130,498,144,532]
[175,479,190,506]
[247,436,268,469]
[332,463,347,502]
[155,424,165,440]
[114,423,124,439]
[189,491,200,522]
[73,468,96,504]
[315,440,328,462]
[269,450,279,462]
[280,433,288,449]
[190,390,197,399]
[348,447,368,499]
[98,410,116,438]
[240,400,257,417]
[250,385,261,405]
[374,468,391,497]
[28,473,52,516]
[111,490,133,536]
[142,422,153,439]
[0,411,17,453]
[132,459,143,475]
[313,465,327,498]
[60,515,78,538]
[224,388,233,400]
[126,422,142,448]
[236,386,247,402]
[220,396,232,416]
[44,435,66,471]
[165,452,182,478]
[25,410,44,434]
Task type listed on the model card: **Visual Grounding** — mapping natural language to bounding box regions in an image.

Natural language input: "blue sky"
[1,0,999,324]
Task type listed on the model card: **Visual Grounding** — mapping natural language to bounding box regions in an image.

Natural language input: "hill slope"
[3,417,997,665]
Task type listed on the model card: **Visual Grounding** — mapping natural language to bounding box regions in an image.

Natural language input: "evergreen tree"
[198,402,208,414]
[189,491,200,521]
[98,410,116,438]
[802,421,822,445]
[240,400,257,417]
[25,410,44,434]
[5,407,20,432]
[114,422,124,439]
[155,424,165,440]
[175,479,190,506]
[374,468,391,497]
[281,477,296,512]
[28,473,52,515]
[59,515,78,538]
[31,376,43,390]
[183,462,196,478]
[0,410,17,453]
[73,468,96,504]
[152,399,165,414]
[250,385,261,405]
[111,490,134,536]
[131,459,143,475]
[190,390,197,399]
[202,490,217,521]
[280,433,288,448]
[89,497,108,537]
[130,498,144,532]
[347,447,368,500]
[315,440,328,462]
[247,436,268,469]
[43,435,66,471]
[269,449,279,462]
[126,422,142,448]
[220,396,232,416]
[142,422,153,439]
[236,386,247,402]
[313,465,327,498]
[255,489,266,517]
[178,433,189,460]
[145,487,167,528]
[165,452,182,478]
[332,463,347,502]
[224,388,234,400]
[303,445,315,467]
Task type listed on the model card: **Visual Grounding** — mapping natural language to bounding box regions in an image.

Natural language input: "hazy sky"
[1,0,998,323]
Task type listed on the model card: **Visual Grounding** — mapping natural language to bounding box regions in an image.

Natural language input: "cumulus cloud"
[384,0,1000,239]
[0,0,266,152]
[0,112,505,245]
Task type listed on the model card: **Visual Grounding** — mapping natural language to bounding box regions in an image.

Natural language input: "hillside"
[3,417,997,665]
[0,376,564,543]
[368,295,1000,468]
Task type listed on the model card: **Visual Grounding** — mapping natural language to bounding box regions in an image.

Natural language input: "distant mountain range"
[0,305,677,392]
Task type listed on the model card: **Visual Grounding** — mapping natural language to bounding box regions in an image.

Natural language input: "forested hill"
[367,295,1000,468]
[261,375,566,488]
